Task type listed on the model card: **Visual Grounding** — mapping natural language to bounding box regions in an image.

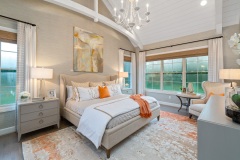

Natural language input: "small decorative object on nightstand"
[17,98,60,141]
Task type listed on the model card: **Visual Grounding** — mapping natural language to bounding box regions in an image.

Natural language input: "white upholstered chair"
[189,81,235,118]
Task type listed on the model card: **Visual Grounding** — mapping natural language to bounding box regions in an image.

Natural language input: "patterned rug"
[22,111,197,160]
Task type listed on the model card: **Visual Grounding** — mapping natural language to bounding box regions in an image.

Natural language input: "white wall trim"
[159,101,186,109]
[0,126,16,136]
[146,45,208,56]
[44,0,143,49]
[0,26,17,33]
[146,89,178,95]
[0,104,16,113]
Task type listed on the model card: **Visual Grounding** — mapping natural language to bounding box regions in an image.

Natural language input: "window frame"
[145,56,208,95]
[0,41,17,112]
[123,57,132,89]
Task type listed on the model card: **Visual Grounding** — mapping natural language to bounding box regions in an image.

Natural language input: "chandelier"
[113,0,150,31]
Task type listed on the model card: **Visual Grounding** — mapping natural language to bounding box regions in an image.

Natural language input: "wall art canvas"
[73,27,103,72]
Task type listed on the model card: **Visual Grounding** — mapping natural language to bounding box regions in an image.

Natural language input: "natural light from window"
[0,42,17,106]
[123,61,131,89]
[145,56,208,94]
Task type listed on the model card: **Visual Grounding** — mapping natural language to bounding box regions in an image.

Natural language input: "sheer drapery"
[16,22,37,99]
[131,52,136,94]
[208,38,223,82]
[118,49,124,85]
[138,51,146,94]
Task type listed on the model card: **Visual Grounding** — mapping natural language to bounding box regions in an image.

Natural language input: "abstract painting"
[73,27,103,72]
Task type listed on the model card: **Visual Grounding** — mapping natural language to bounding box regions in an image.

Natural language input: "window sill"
[145,89,204,96]
[0,104,16,113]
[122,88,132,90]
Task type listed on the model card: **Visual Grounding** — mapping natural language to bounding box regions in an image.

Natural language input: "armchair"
[189,81,235,118]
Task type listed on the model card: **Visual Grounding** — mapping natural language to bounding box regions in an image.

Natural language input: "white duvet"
[76,95,158,148]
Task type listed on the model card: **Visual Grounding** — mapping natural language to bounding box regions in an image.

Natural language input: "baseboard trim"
[0,126,16,136]
[159,101,186,109]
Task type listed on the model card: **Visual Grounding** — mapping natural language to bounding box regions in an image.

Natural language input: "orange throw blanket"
[130,94,152,118]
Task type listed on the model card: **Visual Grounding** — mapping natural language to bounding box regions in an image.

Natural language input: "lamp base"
[225,106,240,124]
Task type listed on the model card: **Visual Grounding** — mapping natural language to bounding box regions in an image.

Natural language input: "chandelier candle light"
[113,0,150,31]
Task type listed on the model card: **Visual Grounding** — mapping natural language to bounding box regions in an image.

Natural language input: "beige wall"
[0,0,134,97]
[143,24,240,104]
[0,0,134,130]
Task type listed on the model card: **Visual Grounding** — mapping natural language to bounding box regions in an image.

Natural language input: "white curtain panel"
[208,38,223,82]
[138,51,146,94]
[16,22,37,99]
[118,49,124,85]
[131,52,136,94]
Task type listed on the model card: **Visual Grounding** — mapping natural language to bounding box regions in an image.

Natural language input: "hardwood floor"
[0,105,189,160]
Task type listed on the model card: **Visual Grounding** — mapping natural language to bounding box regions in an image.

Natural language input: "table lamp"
[119,72,128,88]
[31,67,53,98]
[219,69,240,87]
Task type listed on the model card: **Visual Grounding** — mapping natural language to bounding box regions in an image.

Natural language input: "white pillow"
[107,84,122,97]
[66,86,73,101]
[77,87,99,101]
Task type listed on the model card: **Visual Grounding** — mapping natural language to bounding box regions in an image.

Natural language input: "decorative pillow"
[71,81,90,100]
[90,82,103,87]
[103,80,116,86]
[66,85,73,101]
[107,84,122,97]
[99,86,110,99]
[77,87,99,101]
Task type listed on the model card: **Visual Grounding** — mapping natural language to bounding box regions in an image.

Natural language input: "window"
[145,61,161,89]
[163,59,182,91]
[123,61,131,88]
[186,56,208,94]
[145,56,208,94]
[0,42,17,106]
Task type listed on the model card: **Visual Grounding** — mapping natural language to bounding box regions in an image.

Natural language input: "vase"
[225,87,240,124]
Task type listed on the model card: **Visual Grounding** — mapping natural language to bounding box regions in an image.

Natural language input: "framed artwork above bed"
[73,27,103,72]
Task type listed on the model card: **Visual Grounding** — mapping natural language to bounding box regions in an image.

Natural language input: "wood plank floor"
[0,105,188,160]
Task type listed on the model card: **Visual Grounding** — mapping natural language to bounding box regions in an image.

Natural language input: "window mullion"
[182,58,186,88]
[160,60,163,90]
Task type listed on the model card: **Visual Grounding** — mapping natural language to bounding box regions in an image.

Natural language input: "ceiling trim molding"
[44,0,143,49]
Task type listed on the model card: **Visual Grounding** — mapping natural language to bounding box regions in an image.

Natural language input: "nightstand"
[121,89,133,95]
[17,98,60,141]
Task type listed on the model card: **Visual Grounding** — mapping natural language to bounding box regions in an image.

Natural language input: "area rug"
[22,111,197,160]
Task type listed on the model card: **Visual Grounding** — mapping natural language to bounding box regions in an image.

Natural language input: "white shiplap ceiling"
[106,0,240,46]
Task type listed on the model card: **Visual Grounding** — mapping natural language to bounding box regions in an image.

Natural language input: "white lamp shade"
[119,72,128,78]
[219,69,240,80]
[31,67,53,79]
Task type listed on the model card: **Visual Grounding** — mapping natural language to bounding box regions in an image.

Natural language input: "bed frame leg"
[157,115,160,121]
[106,149,111,159]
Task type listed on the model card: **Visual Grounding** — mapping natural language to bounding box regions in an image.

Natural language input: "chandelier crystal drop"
[113,0,150,31]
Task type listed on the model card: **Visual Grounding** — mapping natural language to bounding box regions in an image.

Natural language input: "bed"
[59,74,161,158]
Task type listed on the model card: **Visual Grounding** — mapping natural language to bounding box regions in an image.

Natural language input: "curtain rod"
[142,36,223,52]
[119,48,135,53]
[0,15,36,26]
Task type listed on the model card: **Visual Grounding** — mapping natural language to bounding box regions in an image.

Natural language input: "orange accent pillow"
[209,92,224,97]
[98,86,110,99]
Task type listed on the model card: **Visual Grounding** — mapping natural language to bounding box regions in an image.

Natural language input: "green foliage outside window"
[124,61,131,88]
[145,56,208,94]
[0,42,17,106]
[145,61,161,90]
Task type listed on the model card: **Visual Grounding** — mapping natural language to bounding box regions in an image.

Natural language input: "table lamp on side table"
[31,67,53,99]
[219,69,240,124]
[119,72,129,88]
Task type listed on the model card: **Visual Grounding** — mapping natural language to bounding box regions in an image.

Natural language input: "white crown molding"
[44,0,143,49]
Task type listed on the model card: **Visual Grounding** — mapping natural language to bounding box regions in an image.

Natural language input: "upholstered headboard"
[59,73,117,109]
